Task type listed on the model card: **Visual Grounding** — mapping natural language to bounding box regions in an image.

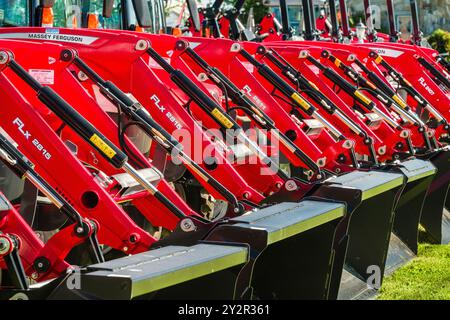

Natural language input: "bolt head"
[135,40,148,51]
[0,51,9,64]
[285,180,297,191]
[77,71,88,82]
[180,218,196,232]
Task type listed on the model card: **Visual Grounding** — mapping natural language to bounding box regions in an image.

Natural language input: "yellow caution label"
[392,95,408,109]
[89,134,116,159]
[291,92,311,111]
[211,108,234,129]
[354,90,372,106]
[334,58,342,68]
[375,55,383,64]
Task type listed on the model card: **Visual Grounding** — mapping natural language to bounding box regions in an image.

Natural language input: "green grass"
[378,243,450,300]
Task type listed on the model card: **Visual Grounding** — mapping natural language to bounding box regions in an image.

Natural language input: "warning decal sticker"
[29,69,55,85]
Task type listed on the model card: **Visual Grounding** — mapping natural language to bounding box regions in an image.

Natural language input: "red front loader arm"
[143,34,287,194]
[251,45,389,162]
[35,28,287,200]
[364,44,450,116]
[240,42,395,165]
[174,36,359,175]
[0,39,200,230]
[319,46,436,149]
[298,45,430,153]
[285,41,440,143]
[0,192,72,283]
[361,42,450,88]
[356,44,450,141]
[0,28,285,204]
[265,42,433,159]
[0,47,156,255]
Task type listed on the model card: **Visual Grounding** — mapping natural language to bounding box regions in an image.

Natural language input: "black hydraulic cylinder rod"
[410,0,422,45]
[240,49,316,116]
[415,55,450,89]
[308,51,403,132]
[328,0,340,41]
[351,58,420,122]
[7,58,128,169]
[386,0,399,42]
[436,56,450,73]
[279,0,292,39]
[301,0,314,40]
[308,0,316,31]
[329,55,432,149]
[266,49,368,136]
[338,0,351,38]
[263,49,376,165]
[353,57,427,133]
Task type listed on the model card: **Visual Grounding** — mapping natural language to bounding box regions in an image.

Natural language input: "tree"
[241,0,269,25]
[427,29,450,61]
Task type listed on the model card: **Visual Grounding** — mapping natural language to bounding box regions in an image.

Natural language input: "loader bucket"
[35,244,249,300]
[382,159,436,276]
[419,149,450,244]
[307,170,404,300]
[30,200,346,300]
[205,200,347,299]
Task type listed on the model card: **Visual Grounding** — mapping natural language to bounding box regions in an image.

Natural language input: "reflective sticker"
[369,48,403,58]
[307,64,320,75]
[241,61,254,73]
[351,63,363,73]
[148,56,170,69]
[89,134,116,159]
[354,90,372,106]
[291,92,310,110]
[211,108,234,129]
[29,69,54,85]
[189,42,201,49]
